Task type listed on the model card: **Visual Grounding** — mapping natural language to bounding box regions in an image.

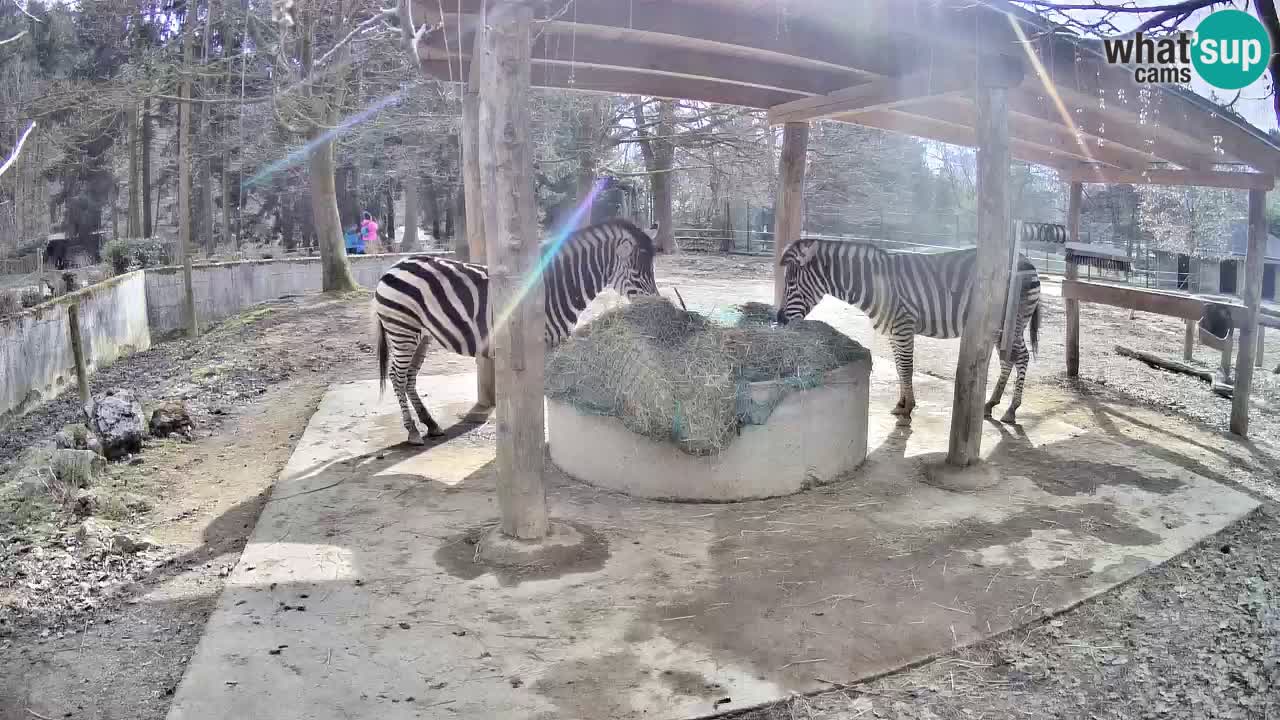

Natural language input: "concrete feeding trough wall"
[547,360,873,502]
[144,252,435,335]
[0,271,150,421]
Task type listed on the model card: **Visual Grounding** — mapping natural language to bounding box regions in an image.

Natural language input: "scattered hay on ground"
[546,297,869,455]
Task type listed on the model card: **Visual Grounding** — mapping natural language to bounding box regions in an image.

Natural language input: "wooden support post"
[1230,188,1268,436]
[462,27,496,414]
[1256,325,1265,368]
[772,122,808,307]
[1064,181,1082,377]
[67,303,91,414]
[1183,319,1196,362]
[946,58,1021,468]
[478,2,547,540]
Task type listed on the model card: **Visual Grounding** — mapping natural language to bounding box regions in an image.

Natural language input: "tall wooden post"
[946,58,1021,467]
[1064,181,1082,376]
[772,122,808,307]
[462,28,496,414]
[1183,319,1196,362]
[1230,188,1268,436]
[67,303,91,413]
[478,2,547,540]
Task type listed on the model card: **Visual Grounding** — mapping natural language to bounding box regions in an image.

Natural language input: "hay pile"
[545,297,870,456]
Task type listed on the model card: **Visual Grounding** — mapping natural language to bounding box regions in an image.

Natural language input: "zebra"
[373,218,659,444]
[776,238,1041,424]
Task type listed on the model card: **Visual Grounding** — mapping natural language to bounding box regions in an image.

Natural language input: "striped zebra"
[374,219,659,444]
[776,239,1041,424]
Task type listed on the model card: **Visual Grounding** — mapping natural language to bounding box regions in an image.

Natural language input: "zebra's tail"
[375,311,389,401]
[1029,303,1041,358]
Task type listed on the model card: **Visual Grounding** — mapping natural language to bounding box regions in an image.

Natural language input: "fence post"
[68,303,92,415]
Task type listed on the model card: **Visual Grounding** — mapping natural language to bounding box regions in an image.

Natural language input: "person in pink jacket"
[360,211,380,253]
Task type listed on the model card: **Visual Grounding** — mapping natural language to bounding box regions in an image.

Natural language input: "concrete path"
[163,360,1258,720]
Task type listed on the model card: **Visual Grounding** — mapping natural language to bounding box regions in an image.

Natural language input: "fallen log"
[1114,345,1213,383]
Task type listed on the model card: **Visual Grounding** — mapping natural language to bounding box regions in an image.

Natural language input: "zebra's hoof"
[406,435,426,446]
[983,404,996,418]
[999,412,1018,425]
[427,426,447,438]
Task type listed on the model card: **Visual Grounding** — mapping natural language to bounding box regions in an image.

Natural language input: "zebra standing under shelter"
[374,218,660,444]
[777,238,1041,424]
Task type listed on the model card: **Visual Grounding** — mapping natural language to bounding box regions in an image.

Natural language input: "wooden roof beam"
[419,59,802,109]
[766,66,970,125]
[877,96,1150,170]
[419,25,863,99]
[839,109,1079,170]
[410,0,911,79]
[1062,163,1275,190]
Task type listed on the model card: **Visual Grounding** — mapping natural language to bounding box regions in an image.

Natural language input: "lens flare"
[487,178,608,345]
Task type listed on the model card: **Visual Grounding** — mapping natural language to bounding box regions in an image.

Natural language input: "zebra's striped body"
[374,219,658,444]
[778,239,1041,423]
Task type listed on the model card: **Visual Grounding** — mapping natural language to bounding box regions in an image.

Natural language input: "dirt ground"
[1,252,1278,720]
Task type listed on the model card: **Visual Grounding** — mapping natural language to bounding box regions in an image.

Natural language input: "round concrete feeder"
[546,359,872,502]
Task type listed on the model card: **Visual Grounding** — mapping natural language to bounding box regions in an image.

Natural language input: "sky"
[1044,0,1278,132]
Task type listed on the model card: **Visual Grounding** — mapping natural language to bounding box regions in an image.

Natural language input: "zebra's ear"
[782,239,817,267]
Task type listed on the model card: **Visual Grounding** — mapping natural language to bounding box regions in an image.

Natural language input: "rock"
[111,533,157,554]
[51,449,106,490]
[75,518,114,555]
[149,401,193,438]
[89,390,146,460]
[72,489,101,516]
[54,423,104,456]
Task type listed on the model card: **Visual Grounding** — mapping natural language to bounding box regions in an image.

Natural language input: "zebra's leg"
[405,337,445,438]
[889,324,916,419]
[388,336,424,445]
[984,350,1014,418]
[999,338,1031,425]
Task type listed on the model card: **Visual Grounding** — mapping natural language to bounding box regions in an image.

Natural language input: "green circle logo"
[1193,9,1272,90]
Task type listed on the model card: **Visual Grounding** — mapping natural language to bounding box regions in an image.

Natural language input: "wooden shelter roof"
[412,0,1280,188]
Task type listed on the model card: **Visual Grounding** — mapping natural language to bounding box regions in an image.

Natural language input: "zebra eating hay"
[777,238,1041,424]
[373,218,659,445]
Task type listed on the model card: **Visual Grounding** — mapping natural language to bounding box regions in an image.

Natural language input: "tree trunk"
[141,99,153,238]
[384,184,395,250]
[444,189,454,239]
[402,172,419,251]
[631,97,677,252]
[424,177,440,241]
[127,107,141,238]
[177,12,198,337]
[309,136,357,291]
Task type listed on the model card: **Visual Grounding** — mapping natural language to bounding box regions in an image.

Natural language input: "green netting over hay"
[545,297,870,456]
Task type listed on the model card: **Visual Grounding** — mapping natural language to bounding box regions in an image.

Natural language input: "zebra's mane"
[538,218,654,261]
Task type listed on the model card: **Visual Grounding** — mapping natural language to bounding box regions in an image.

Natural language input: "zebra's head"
[776,239,824,324]
[610,222,659,299]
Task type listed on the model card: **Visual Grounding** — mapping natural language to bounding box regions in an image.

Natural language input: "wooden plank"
[477,2,547,540]
[1184,320,1195,362]
[947,57,1018,467]
[773,122,808,307]
[1230,188,1268,437]
[461,28,495,415]
[1065,165,1275,191]
[1257,326,1266,368]
[1062,280,1207,321]
[767,66,968,125]
[1065,182,1082,377]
